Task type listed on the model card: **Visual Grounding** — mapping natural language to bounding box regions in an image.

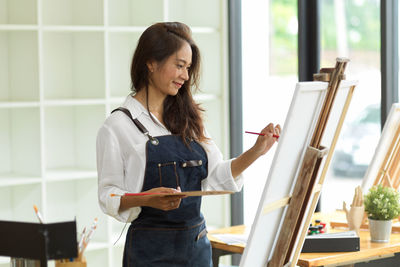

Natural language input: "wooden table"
[208,214,400,266]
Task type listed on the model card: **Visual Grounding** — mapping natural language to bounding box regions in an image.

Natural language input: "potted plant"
[364,184,400,242]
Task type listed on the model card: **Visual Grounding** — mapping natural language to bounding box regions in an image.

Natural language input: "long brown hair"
[130,22,208,144]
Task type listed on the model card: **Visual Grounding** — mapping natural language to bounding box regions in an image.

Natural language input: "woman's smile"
[173,81,183,88]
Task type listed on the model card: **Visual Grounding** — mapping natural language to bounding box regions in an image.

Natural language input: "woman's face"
[148,42,192,97]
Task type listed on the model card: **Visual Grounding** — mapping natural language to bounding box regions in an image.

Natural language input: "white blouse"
[96,95,244,222]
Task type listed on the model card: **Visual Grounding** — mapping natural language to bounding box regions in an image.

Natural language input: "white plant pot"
[368,218,392,242]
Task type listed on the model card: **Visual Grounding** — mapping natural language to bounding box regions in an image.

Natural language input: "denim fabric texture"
[123,123,212,267]
[123,221,212,267]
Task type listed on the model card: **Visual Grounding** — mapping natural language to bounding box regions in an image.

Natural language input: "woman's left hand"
[252,123,281,156]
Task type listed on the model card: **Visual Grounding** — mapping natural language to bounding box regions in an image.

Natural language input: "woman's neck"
[134,88,165,122]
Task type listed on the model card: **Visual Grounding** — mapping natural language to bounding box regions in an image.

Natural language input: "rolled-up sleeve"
[201,137,244,192]
[96,125,141,222]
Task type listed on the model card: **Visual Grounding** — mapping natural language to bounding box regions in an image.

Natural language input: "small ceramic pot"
[368,218,392,242]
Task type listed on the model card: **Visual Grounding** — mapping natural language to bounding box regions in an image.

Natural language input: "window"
[320,0,381,212]
[242,0,382,222]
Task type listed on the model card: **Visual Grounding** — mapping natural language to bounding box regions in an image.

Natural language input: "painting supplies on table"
[307,220,327,235]
[78,218,98,260]
[33,205,44,224]
[302,230,360,253]
[56,218,98,267]
[77,227,87,252]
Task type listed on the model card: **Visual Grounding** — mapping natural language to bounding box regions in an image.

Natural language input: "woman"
[97,22,280,267]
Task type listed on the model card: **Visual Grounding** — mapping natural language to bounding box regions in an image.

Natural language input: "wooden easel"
[373,124,400,189]
[331,114,400,231]
[267,58,357,267]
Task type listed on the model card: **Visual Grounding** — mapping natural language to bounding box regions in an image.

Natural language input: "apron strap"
[111,107,159,145]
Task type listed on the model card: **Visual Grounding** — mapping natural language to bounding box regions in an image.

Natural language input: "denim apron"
[113,108,212,267]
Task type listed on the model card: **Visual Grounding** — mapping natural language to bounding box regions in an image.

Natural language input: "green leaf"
[364,185,400,220]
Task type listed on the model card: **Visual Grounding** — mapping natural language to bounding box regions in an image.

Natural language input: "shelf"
[43,99,106,107]
[108,32,141,97]
[0,108,41,177]
[45,168,97,182]
[168,0,220,28]
[42,32,105,99]
[0,0,37,24]
[107,26,147,33]
[0,24,38,30]
[0,101,39,108]
[42,25,104,32]
[0,256,9,265]
[108,0,163,26]
[44,105,106,171]
[46,179,109,242]
[0,30,39,101]
[0,174,41,187]
[42,0,103,26]
[0,184,42,222]
[1,1,227,266]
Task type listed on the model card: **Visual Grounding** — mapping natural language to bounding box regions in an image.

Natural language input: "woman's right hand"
[119,187,185,211]
[142,187,184,211]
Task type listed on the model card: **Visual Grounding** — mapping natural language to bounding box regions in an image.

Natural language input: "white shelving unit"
[0,0,229,266]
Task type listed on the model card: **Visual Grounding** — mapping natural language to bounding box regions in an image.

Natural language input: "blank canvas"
[240,79,357,267]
